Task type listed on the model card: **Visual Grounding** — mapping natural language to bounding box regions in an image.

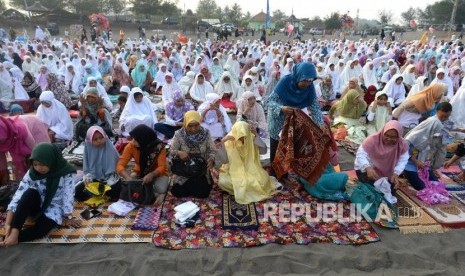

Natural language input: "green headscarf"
[336,89,367,119]
[29,143,76,217]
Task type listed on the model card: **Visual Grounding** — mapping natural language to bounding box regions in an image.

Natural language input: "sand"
[2,149,465,275]
[1,228,465,275]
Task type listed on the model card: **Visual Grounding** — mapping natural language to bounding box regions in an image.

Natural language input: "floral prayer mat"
[152,170,380,249]
[0,202,154,243]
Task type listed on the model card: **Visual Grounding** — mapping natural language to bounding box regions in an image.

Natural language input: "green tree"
[309,16,324,28]
[416,6,433,25]
[130,0,161,18]
[417,0,465,25]
[160,1,181,17]
[224,3,242,25]
[243,11,252,21]
[220,6,229,22]
[0,0,5,11]
[400,7,416,26]
[101,0,126,14]
[324,12,341,30]
[378,9,393,26]
[196,0,219,19]
[70,0,100,14]
[272,9,286,22]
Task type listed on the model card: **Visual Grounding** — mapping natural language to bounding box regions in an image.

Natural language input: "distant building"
[248,12,276,30]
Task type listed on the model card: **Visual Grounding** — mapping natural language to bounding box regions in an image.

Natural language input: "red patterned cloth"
[131,207,162,231]
[272,109,332,186]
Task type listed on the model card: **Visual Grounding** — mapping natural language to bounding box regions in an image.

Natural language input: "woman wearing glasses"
[355,120,409,188]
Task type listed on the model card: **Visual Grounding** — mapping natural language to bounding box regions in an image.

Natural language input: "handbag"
[171,155,207,177]
[119,180,155,205]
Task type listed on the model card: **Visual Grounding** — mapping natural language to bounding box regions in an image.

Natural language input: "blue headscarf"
[9,104,24,116]
[274,62,317,108]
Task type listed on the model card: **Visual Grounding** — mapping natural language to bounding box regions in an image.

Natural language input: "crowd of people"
[1,26,465,246]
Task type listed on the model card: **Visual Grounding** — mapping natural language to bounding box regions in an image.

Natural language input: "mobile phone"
[80,208,102,220]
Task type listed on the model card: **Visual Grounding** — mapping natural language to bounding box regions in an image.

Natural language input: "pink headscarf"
[0,117,31,177]
[200,65,212,82]
[361,120,408,178]
[415,59,426,77]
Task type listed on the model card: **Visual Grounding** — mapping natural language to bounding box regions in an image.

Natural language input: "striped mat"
[0,202,154,243]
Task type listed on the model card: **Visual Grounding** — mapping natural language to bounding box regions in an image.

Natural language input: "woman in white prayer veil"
[9,67,29,100]
[407,76,428,99]
[382,74,406,107]
[161,72,181,107]
[215,71,241,110]
[339,59,359,90]
[327,52,340,68]
[198,93,232,139]
[81,77,113,111]
[0,62,14,102]
[224,53,240,81]
[450,87,465,129]
[362,61,379,89]
[401,64,417,91]
[35,26,45,41]
[192,56,203,74]
[188,73,214,104]
[21,55,40,74]
[178,71,196,95]
[119,87,158,137]
[115,56,129,74]
[36,91,74,141]
[64,63,82,95]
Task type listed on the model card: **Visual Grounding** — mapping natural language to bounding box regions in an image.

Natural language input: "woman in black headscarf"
[116,125,169,205]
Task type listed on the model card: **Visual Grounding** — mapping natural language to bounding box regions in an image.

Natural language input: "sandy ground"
[1,149,465,275]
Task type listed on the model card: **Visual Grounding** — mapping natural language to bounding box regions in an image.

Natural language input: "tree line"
[2,0,463,30]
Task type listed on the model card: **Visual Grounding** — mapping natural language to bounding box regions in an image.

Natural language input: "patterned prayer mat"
[62,141,85,166]
[152,170,380,250]
[440,166,465,191]
[337,140,359,155]
[400,186,465,229]
[396,190,444,234]
[131,207,162,231]
[0,202,154,243]
[222,193,259,231]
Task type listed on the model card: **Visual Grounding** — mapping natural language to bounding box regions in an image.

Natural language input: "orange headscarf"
[408,83,445,114]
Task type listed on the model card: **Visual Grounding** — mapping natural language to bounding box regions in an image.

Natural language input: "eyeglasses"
[302,78,315,83]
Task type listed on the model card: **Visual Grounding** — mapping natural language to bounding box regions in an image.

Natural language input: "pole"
[449,0,459,39]
[24,0,31,17]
